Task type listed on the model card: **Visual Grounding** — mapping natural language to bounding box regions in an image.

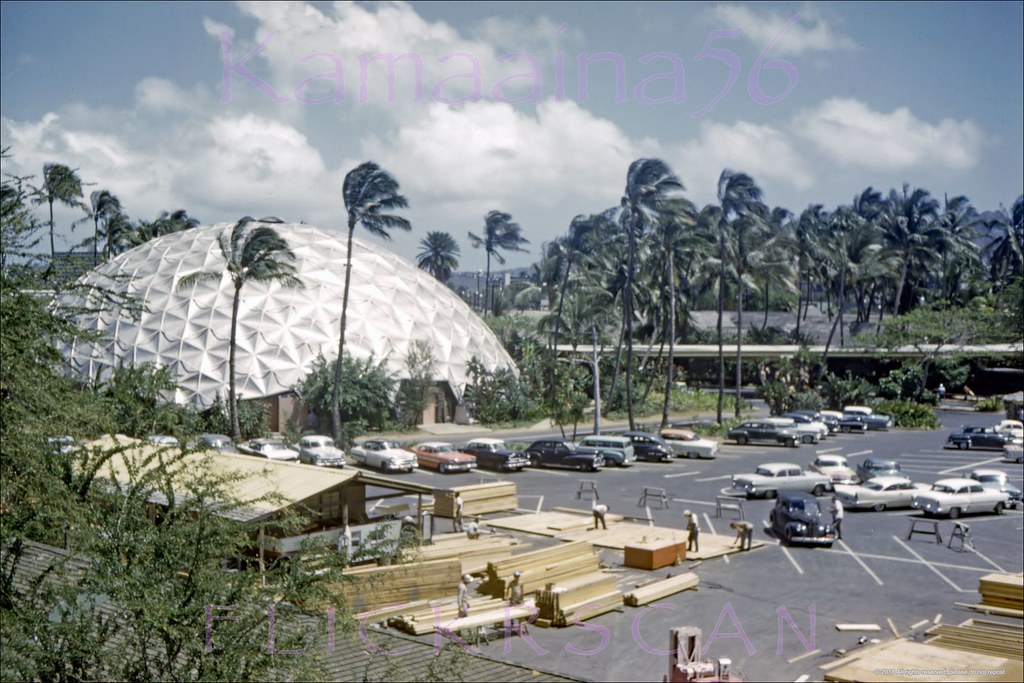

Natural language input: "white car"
[809,455,858,485]
[349,439,416,473]
[911,477,1010,518]
[298,435,345,467]
[833,476,930,511]
[239,438,300,462]
[765,417,825,444]
[995,419,1024,441]
[659,429,719,459]
[1005,443,1024,464]
[730,462,833,499]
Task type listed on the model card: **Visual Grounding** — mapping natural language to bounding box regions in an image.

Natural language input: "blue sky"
[2,1,1021,270]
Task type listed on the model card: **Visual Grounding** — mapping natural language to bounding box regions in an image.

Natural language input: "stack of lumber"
[623,572,700,607]
[403,534,529,575]
[326,558,461,613]
[388,596,510,635]
[478,540,601,599]
[434,482,518,517]
[924,619,1024,660]
[979,573,1024,614]
[536,572,621,627]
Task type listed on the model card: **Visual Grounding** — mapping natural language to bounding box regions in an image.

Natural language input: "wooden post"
[259,523,266,587]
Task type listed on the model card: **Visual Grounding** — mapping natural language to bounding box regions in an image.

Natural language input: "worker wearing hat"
[457,574,472,618]
[506,569,524,606]
[685,510,700,553]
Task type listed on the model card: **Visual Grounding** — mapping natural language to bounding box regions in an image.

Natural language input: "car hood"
[306,446,344,457]
[783,508,824,525]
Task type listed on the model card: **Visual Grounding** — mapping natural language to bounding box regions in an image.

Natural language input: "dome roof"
[58,222,515,407]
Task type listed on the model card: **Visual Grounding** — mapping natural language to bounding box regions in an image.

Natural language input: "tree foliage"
[298,354,396,445]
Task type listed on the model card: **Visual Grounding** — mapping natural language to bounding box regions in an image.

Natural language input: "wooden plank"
[623,572,700,607]
[834,623,881,631]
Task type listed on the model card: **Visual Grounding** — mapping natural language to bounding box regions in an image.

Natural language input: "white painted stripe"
[837,539,884,586]
[939,455,1005,475]
[670,497,717,507]
[646,506,654,527]
[846,450,873,458]
[816,447,843,454]
[695,474,734,482]
[892,536,966,592]
[969,547,1007,573]
[664,471,702,479]
[536,496,544,514]
[781,546,804,575]
[794,674,811,681]
[703,513,728,563]
[818,547,1011,573]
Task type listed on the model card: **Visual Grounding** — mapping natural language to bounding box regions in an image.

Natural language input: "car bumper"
[788,533,836,545]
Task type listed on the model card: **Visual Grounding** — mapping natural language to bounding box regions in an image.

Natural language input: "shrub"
[873,399,938,429]
[976,396,1004,412]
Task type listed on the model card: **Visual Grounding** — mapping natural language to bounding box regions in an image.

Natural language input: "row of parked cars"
[726,407,895,448]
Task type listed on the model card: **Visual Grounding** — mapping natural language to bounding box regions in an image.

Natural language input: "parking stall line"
[780,545,804,575]
[939,456,1005,475]
[663,471,703,479]
[671,497,717,507]
[694,474,734,482]
[846,450,873,458]
[703,513,729,564]
[820,547,1014,574]
[892,536,966,592]
[836,539,884,586]
[969,547,1008,574]
[815,447,843,454]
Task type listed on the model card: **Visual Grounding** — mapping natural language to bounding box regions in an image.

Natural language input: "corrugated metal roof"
[87,436,360,522]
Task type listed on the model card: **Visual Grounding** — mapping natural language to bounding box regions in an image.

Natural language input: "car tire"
[784,528,794,545]
[789,439,799,448]
[958,441,968,450]
[994,501,1005,515]
[841,425,850,434]
[737,435,749,445]
[440,463,449,473]
[812,485,825,496]
[948,507,961,519]
[873,503,886,512]
[802,435,815,444]
[766,489,778,499]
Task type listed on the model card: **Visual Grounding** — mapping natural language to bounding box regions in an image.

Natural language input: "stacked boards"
[479,540,603,600]
[979,573,1024,616]
[434,482,518,518]
[325,558,462,613]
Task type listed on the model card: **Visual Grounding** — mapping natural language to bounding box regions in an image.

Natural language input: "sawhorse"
[948,522,974,552]
[638,486,669,508]
[715,496,745,519]
[907,518,942,544]
[576,480,599,500]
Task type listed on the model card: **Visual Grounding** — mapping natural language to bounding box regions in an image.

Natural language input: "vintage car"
[297,434,346,467]
[946,425,1017,451]
[523,440,604,471]
[146,434,180,446]
[658,428,719,459]
[833,476,930,511]
[621,431,676,462]
[782,412,832,437]
[765,417,825,444]
[238,438,299,461]
[411,442,477,473]
[769,493,836,546]
[726,421,800,448]
[995,419,1024,441]
[968,469,1022,508]
[911,477,1011,518]
[855,457,908,482]
[349,439,416,473]
[842,405,894,430]
[197,433,235,452]
[819,410,869,434]
[462,438,530,472]
[809,454,859,485]
[1005,443,1024,464]
[730,462,833,499]
[577,434,636,466]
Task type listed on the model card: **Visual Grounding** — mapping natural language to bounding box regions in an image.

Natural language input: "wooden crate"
[624,540,687,570]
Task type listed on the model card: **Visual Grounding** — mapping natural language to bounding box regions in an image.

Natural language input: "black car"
[788,410,839,434]
[621,431,674,462]
[726,421,800,447]
[523,440,604,471]
[462,438,530,471]
[856,457,908,482]
[946,426,1015,451]
[836,414,870,433]
[769,493,836,546]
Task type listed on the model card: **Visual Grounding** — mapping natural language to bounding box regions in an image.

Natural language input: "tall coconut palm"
[81,190,122,266]
[468,210,529,315]
[416,231,460,282]
[34,163,84,261]
[332,162,411,444]
[176,217,303,439]
[984,195,1024,290]
[880,184,941,315]
[621,158,685,429]
[935,194,981,305]
[715,170,763,420]
[795,204,828,336]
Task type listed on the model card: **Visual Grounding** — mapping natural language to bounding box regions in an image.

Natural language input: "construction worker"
[454,492,464,532]
[730,519,754,551]
[592,500,608,530]
[685,510,700,552]
[464,516,480,540]
[506,570,524,606]
[457,574,472,618]
[831,496,844,540]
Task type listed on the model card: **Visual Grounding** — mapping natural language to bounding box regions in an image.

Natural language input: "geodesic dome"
[57,222,515,407]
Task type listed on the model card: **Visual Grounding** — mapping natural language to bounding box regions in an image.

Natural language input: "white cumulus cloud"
[710,4,857,56]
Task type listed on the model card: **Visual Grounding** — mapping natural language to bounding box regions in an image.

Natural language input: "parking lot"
[350,409,1023,681]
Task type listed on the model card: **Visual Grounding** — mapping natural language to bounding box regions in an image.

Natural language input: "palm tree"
[80,190,122,266]
[985,195,1024,290]
[332,162,411,444]
[795,205,827,337]
[621,158,685,429]
[416,231,460,283]
[176,217,303,439]
[34,163,84,261]
[880,184,941,314]
[468,210,529,315]
[715,170,763,420]
[935,194,981,305]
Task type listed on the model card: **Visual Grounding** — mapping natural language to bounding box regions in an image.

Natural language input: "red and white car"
[411,442,477,473]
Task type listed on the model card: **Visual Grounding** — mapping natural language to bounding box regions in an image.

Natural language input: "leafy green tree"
[99,361,200,438]
[984,195,1024,291]
[468,210,529,315]
[396,341,436,429]
[416,231,460,283]
[333,162,410,443]
[177,217,302,440]
[298,354,395,445]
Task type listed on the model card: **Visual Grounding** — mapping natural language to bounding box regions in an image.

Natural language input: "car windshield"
[754,467,775,476]
[976,475,1000,484]
[307,438,330,447]
[931,484,955,493]
[816,458,843,467]
[864,481,885,491]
